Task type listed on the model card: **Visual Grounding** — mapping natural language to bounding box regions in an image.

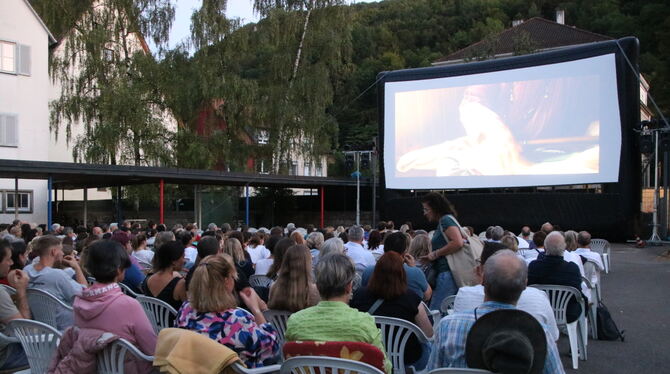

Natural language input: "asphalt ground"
[557,243,670,373]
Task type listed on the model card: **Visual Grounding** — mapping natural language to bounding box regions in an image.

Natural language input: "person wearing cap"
[426,250,564,373]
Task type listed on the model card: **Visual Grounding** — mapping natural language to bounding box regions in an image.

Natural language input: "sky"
[164,0,382,50]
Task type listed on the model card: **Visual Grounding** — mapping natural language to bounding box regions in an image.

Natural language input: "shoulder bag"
[439,215,484,288]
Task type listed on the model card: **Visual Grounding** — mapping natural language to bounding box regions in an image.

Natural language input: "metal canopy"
[0,159,370,189]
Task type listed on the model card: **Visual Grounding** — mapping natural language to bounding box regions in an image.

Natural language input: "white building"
[0,0,56,224]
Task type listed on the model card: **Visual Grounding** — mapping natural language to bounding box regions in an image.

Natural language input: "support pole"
[650,130,662,242]
[194,185,201,228]
[356,152,360,226]
[159,179,164,225]
[320,186,324,228]
[116,186,122,223]
[372,150,377,226]
[47,177,52,229]
[245,184,250,226]
[14,178,18,222]
[83,187,88,228]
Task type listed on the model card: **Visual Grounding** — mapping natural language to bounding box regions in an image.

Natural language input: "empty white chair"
[581,276,598,339]
[530,285,587,369]
[117,282,139,298]
[440,295,456,316]
[249,275,273,288]
[428,369,494,374]
[280,356,384,374]
[590,239,610,273]
[374,316,431,374]
[263,309,291,347]
[8,319,62,374]
[136,295,178,334]
[26,288,73,330]
[97,337,154,374]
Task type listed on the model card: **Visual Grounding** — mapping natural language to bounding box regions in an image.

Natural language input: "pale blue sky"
[165,0,382,50]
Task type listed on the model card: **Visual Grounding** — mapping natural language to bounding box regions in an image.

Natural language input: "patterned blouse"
[176,302,279,368]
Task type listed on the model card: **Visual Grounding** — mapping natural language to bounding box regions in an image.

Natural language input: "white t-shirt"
[564,250,591,302]
[184,246,198,264]
[132,249,154,269]
[247,245,271,264]
[254,258,274,276]
[454,284,560,341]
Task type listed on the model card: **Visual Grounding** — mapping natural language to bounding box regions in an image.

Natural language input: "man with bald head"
[427,250,564,373]
[540,222,554,234]
[528,232,585,323]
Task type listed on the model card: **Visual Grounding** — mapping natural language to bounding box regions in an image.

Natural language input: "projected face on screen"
[383,54,621,189]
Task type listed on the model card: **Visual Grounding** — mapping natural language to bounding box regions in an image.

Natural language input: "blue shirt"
[361,263,428,299]
[426,301,565,374]
[431,215,458,273]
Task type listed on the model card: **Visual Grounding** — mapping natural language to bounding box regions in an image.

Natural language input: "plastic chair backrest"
[136,295,178,334]
[283,340,386,372]
[26,288,73,330]
[374,316,430,374]
[263,309,292,346]
[420,301,440,323]
[118,282,139,298]
[96,337,154,374]
[231,361,281,374]
[1,284,16,296]
[280,356,385,374]
[249,275,273,288]
[589,239,608,255]
[428,368,494,373]
[440,295,456,315]
[530,285,584,326]
[8,319,62,374]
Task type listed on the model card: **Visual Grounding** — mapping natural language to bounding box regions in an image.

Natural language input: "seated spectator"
[266,238,295,279]
[520,231,546,263]
[177,230,198,266]
[111,231,146,293]
[343,226,375,271]
[154,231,175,251]
[10,241,27,270]
[528,232,586,323]
[361,232,431,301]
[0,240,30,371]
[285,253,392,374]
[131,234,154,270]
[247,232,270,264]
[223,238,254,279]
[305,231,324,263]
[454,242,559,341]
[427,250,564,373]
[254,235,280,276]
[289,231,305,245]
[65,240,156,370]
[184,236,221,290]
[314,237,345,268]
[25,235,87,330]
[141,241,187,312]
[574,231,605,284]
[176,255,279,368]
[351,252,433,370]
[367,230,384,261]
[268,245,319,312]
[519,225,534,241]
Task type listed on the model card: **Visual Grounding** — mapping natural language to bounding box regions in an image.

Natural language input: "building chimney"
[556,9,565,24]
[512,19,524,27]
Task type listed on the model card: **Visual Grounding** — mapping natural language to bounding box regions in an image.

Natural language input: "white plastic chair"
[530,285,587,369]
[263,309,292,347]
[1,284,16,296]
[581,276,598,339]
[279,356,384,374]
[136,295,178,334]
[374,316,431,374]
[590,239,610,273]
[8,319,62,374]
[26,288,73,330]
[420,301,441,330]
[96,337,154,374]
[249,275,273,288]
[231,361,281,374]
[440,295,456,316]
[428,369,493,373]
[117,282,139,298]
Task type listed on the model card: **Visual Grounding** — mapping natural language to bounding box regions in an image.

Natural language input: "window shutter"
[5,115,18,146]
[0,115,5,145]
[17,44,30,76]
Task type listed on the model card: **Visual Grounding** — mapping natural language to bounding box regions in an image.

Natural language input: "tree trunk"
[290,0,314,85]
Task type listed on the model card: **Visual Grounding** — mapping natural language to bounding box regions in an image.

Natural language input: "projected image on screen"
[383,54,621,189]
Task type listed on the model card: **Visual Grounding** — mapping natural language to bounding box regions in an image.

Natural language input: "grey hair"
[544,231,566,256]
[154,231,176,250]
[500,235,518,251]
[63,227,74,235]
[483,249,527,304]
[490,226,504,241]
[320,238,344,258]
[207,223,218,230]
[306,231,325,250]
[315,253,356,299]
[348,226,364,242]
[564,230,578,251]
[577,231,591,247]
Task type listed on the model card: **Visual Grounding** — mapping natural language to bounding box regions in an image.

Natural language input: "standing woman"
[420,192,463,310]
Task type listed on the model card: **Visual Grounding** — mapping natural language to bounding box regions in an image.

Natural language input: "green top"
[285,300,393,373]
[430,214,458,273]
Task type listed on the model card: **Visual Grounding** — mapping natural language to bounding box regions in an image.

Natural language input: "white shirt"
[564,251,591,302]
[454,284,560,341]
[344,241,376,269]
[184,246,198,264]
[516,237,530,249]
[254,258,274,275]
[574,248,604,271]
[247,245,271,264]
[521,248,542,264]
[132,249,154,269]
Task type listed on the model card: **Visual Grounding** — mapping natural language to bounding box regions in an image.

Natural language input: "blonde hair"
[564,230,578,251]
[408,234,431,259]
[188,255,238,312]
[268,244,316,312]
[223,238,245,263]
[501,235,519,251]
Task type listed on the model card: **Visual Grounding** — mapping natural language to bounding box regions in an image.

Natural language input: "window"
[257,129,269,145]
[304,164,311,176]
[103,48,114,62]
[0,41,15,73]
[257,159,270,175]
[316,164,323,177]
[289,161,298,176]
[0,114,18,147]
[5,191,32,213]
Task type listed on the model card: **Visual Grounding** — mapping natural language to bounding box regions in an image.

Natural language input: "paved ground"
[557,243,670,373]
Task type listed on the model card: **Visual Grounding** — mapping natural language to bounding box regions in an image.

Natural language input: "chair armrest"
[231,362,281,374]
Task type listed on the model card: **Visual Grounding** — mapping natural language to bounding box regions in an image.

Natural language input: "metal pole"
[14,178,18,221]
[664,148,669,239]
[650,130,662,242]
[116,186,122,223]
[47,176,52,228]
[356,152,360,226]
[245,184,250,226]
[372,150,377,226]
[83,187,88,228]
[159,179,164,224]
[320,186,324,228]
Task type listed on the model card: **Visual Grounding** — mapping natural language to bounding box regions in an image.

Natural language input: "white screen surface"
[383,54,622,189]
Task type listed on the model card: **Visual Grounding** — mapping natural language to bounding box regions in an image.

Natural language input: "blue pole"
[47,176,52,228]
[245,185,250,226]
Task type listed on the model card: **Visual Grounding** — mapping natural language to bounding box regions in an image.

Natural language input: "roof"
[0,159,370,189]
[434,17,612,65]
[22,0,57,44]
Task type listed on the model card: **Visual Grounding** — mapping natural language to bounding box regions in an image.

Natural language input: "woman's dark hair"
[264,235,280,254]
[367,230,382,251]
[420,192,457,217]
[368,252,407,300]
[85,240,131,283]
[267,238,296,279]
[153,240,185,271]
[338,232,348,244]
[177,230,193,246]
[227,231,244,245]
[10,241,26,270]
[383,232,410,254]
[132,234,147,250]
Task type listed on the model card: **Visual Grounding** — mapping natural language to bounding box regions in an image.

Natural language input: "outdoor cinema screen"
[383,53,622,189]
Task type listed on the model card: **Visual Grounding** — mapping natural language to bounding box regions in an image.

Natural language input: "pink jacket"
[48,326,117,373]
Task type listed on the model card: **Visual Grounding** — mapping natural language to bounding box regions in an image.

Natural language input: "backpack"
[596,301,625,341]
